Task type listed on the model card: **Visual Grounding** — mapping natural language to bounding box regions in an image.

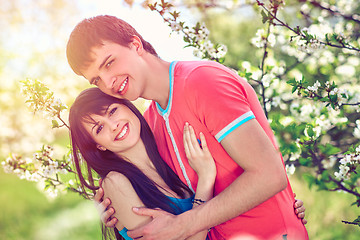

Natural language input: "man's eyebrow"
[89,55,112,85]
[99,55,112,70]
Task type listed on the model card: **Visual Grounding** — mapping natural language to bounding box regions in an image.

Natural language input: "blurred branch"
[300,0,360,24]
[257,1,360,52]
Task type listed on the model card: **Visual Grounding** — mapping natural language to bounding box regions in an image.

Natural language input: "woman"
[69,88,216,240]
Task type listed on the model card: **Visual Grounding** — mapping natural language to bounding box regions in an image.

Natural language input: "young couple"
[66,15,308,240]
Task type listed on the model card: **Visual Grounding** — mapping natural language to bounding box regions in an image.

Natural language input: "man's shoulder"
[143,101,159,125]
[175,60,227,74]
[175,61,243,93]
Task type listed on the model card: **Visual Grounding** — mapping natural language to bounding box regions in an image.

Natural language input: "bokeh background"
[0,0,359,239]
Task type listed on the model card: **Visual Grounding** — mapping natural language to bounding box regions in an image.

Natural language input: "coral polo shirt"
[144,61,308,240]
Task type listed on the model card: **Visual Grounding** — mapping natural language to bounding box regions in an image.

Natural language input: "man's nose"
[101,74,116,90]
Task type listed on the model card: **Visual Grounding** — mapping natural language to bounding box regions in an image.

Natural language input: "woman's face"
[82,103,141,155]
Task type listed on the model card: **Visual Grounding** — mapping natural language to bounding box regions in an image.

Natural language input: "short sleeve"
[184,63,255,142]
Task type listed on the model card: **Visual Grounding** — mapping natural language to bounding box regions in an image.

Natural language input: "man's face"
[82,41,145,101]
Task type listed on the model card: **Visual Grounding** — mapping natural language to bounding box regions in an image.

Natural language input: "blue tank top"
[118,195,194,240]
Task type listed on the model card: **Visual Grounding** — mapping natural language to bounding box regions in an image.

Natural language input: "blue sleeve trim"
[119,227,133,240]
[215,111,255,142]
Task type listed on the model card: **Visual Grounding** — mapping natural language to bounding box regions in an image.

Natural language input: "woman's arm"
[183,123,216,240]
[102,172,152,232]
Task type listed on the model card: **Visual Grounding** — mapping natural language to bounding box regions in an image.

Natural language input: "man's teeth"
[116,126,128,140]
[119,78,128,92]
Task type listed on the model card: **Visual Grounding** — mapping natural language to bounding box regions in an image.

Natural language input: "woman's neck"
[115,140,154,171]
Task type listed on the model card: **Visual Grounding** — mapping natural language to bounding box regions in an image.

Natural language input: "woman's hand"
[183,122,216,182]
[294,193,307,225]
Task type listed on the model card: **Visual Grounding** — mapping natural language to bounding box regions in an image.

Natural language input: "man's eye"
[96,125,103,134]
[93,77,100,86]
[106,60,114,68]
[109,107,117,116]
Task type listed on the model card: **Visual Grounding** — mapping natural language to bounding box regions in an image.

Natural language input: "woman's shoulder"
[102,171,152,230]
[102,171,132,194]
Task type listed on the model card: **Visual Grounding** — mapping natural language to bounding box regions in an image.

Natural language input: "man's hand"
[294,193,307,225]
[94,179,118,228]
[127,207,187,240]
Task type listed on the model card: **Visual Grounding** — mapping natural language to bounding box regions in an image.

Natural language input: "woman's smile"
[115,123,129,141]
[83,102,142,154]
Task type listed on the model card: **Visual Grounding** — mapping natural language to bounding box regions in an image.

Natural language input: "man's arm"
[127,119,288,240]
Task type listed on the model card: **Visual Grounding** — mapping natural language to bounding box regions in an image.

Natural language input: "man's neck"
[141,54,171,109]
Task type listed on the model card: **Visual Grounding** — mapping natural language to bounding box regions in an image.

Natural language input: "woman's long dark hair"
[69,88,192,240]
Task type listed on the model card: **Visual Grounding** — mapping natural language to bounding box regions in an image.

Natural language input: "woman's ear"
[131,35,144,55]
[96,144,107,151]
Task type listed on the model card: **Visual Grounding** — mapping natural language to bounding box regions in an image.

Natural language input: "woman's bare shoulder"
[102,171,152,230]
[102,171,132,192]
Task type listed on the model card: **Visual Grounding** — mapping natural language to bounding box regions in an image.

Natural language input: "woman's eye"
[96,125,103,134]
[109,107,117,116]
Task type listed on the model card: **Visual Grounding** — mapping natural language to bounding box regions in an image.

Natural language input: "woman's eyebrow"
[91,121,99,132]
[104,105,111,114]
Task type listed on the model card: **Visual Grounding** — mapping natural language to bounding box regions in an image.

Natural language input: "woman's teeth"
[116,125,128,140]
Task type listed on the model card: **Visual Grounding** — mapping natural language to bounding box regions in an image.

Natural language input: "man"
[66,15,308,239]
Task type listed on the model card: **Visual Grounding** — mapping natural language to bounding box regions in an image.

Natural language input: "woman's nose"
[110,120,119,131]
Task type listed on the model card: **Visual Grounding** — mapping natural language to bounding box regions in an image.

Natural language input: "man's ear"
[131,35,144,55]
[96,144,107,151]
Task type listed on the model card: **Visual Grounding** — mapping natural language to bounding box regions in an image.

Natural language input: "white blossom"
[334,149,360,181]
[262,73,275,87]
[286,164,296,175]
[251,29,267,48]
[334,164,350,181]
[170,22,182,32]
[335,65,356,78]
[307,81,321,92]
[322,156,337,169]
[354,120,360,138]
[290,151,301,161]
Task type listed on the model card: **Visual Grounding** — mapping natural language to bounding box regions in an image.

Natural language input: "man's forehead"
[80,50,100,80]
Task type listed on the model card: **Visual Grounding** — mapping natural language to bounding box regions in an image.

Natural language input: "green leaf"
[299,157,312,166]
[321,170,330,181]
[303,173,316,188]
[306,125,315,137]
[319,143,341,156]
[52,120,59,128]
[287,78,297,86]
[261,10,268,24]
[292,85,298,93]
